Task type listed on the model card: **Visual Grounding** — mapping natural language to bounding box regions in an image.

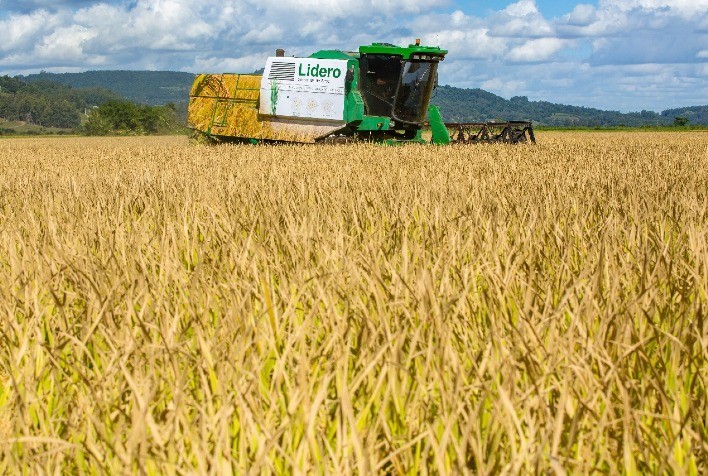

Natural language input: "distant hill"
[23,70,194,107]
[20,70,707,126]
[661,106,707,125]
[431,86,691,127]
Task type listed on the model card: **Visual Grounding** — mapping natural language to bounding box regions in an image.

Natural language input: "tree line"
[81,100,182,135]
[431,85,706,126]
[0,75,184,134]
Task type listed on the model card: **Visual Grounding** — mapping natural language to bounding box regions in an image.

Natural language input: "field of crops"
[0,132,706,474]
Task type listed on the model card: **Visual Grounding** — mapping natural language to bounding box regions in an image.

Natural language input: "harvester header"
[187,42,534,144]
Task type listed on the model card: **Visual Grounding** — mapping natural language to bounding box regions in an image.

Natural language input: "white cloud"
[0,0,706,112]
[192,53,267,74]
[75,1,214,50]
[480,78,527,97]
[490,0,554,38]
[565,4,598,26]
[599,0,708,17]
[0,10,63,52]
[559,0,708,36]
[35,25,97,61]
[507,38,570,62]
[420,29,508,60]
[503,0,539,17]
[490,16,554,37]
[241,25,284,45]
[258,0,443,19]
[450,10,466,26]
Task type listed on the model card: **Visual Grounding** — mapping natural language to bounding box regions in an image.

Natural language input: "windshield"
[393,61,438,124]
[360,54,402,118]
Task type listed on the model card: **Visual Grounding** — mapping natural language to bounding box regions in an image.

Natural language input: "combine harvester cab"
[187,42,534,144]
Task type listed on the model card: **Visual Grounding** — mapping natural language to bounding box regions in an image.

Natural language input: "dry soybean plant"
[0,132,706,474]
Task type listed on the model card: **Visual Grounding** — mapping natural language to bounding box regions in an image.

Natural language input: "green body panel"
[359,43,447,59]
[343,58,364,123]
[428,105,451,145]
[309,50,358,60]
[356,116,391,131]
[345,91,365,123]
[378,131,426,145]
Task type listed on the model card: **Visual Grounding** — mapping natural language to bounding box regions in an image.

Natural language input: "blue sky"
[1,0,706,112]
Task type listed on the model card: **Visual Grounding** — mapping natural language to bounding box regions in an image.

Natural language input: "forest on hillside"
[0,76,184,134]
[0,76,120,129]
[23,70,193,107]
[661,106,707,125]
[430,86,706,127]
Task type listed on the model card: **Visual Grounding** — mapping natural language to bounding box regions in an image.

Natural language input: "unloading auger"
[187,41,535,145]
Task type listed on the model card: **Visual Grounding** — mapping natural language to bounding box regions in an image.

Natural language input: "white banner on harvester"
[259,57,348,121]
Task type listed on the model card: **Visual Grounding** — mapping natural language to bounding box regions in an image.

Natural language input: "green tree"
[98,100,141,130]
[137,105,161,133]
[80,111,111,135]
[40,99,80,128]
[80,100,179,135]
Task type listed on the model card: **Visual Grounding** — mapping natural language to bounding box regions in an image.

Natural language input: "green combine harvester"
[187,41,535,145]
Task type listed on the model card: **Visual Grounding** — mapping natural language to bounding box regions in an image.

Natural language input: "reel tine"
[439,121,535,144]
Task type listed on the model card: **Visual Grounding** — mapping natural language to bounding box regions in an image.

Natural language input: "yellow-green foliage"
[0,133,706,474]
